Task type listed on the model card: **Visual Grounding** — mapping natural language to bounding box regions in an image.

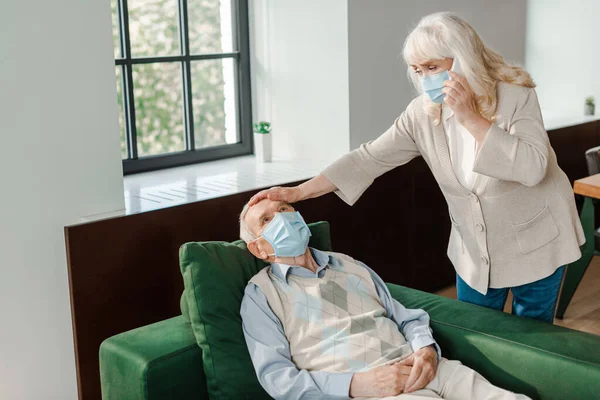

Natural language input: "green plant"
[585,96,595,107]
[253,121,272,134]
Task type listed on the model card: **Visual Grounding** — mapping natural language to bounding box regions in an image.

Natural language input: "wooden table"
[573,173,600,198]
[556,174,600,318]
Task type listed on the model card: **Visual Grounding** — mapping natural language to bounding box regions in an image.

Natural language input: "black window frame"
[114,0,253,175]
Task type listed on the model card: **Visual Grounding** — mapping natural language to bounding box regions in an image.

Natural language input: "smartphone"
[450,57,463,78]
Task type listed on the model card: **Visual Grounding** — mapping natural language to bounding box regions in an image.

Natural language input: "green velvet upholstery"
[387,285,600,400]
[100,221,600,400]
[99,316,208,400]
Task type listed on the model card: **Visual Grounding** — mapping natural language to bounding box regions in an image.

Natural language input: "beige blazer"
[322,82,585,294]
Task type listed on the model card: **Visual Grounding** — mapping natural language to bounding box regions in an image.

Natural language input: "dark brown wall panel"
[548,121,600,215]
[549,121,600,185]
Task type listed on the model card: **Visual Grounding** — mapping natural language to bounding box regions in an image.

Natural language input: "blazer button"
[481,256,489,265]
[476,223,484,232]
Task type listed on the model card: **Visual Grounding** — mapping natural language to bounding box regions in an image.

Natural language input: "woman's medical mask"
[420,69,450,104]
[255,211,312,258]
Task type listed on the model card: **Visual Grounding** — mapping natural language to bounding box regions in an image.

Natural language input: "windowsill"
[122,155,332,215]
[81,114,599,221]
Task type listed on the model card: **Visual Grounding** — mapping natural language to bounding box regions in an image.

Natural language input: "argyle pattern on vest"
[250,252,412,373]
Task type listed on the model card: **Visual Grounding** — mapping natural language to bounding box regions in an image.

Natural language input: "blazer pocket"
[512,206,559,255]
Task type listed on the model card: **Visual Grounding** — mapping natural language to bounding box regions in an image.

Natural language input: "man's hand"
[349,363,411,398]
[397,345,438,393]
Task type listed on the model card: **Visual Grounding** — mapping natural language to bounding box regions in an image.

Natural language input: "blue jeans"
[456,266,565,323]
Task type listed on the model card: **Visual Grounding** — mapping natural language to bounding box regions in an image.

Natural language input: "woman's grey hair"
[239,202,257,243]
[402,12,534,123]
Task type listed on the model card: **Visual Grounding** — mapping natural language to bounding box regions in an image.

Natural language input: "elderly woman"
[249,12,584,323]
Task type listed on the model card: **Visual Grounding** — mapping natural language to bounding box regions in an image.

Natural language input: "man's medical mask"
[420,69,450,104]
[256,211,312,258]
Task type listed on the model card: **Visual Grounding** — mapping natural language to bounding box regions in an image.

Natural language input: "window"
[111,0,252,174]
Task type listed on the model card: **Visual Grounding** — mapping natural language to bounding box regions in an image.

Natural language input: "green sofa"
[100,222,600,400]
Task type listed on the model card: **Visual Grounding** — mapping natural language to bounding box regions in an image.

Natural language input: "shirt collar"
[442,104,454,121]
[270,247,331,284]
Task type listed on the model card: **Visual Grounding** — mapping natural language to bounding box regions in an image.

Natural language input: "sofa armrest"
[387,284,600,400]
[100,316,208,400]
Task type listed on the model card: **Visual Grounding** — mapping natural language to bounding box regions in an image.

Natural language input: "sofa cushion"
[387,284,600,400]
[180,221,332,400]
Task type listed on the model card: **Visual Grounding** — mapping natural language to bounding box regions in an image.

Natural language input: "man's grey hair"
[239,202,257,243]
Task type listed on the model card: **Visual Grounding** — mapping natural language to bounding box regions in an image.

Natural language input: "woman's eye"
[428,66,437,71]
[263,217,270,224]
[280,207,287,212]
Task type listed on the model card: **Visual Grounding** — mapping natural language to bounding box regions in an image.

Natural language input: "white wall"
[0,1,125,399]
[250,1,527,158]
[526,0,600,119]
[250,0,350,162]
[348,0,527,148]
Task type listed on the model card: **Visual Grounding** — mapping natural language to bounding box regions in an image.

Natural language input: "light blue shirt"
[240,248,440,400]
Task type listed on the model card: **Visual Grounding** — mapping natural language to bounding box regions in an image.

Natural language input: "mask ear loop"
[249,236,276,257]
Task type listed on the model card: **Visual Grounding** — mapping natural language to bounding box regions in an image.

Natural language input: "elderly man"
[240,198,530,400]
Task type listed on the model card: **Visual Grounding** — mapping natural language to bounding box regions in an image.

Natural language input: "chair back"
[585,145,600,175]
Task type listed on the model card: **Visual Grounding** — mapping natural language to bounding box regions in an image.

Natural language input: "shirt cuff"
[323,372,354,397]
[410,336,442,361]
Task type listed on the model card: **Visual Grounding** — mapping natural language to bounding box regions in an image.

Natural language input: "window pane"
[128,0,180,57]
[111,0,122,58]
[188,0,234,54]
[115,66,128,159]
[192,59,238,149]
[133,63,185,156]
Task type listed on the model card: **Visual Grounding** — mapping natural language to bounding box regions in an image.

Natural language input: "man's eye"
[263,217,270,224]
[280,206,287,212]
[428,66,437,71]
[414,69,422,75]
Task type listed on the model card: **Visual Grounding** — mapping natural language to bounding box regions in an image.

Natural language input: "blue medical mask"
[420,69,450,104]
[257,211,312,257]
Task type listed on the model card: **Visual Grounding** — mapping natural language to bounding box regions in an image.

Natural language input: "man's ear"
[247,238,265,259]
[247,237,275,260]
